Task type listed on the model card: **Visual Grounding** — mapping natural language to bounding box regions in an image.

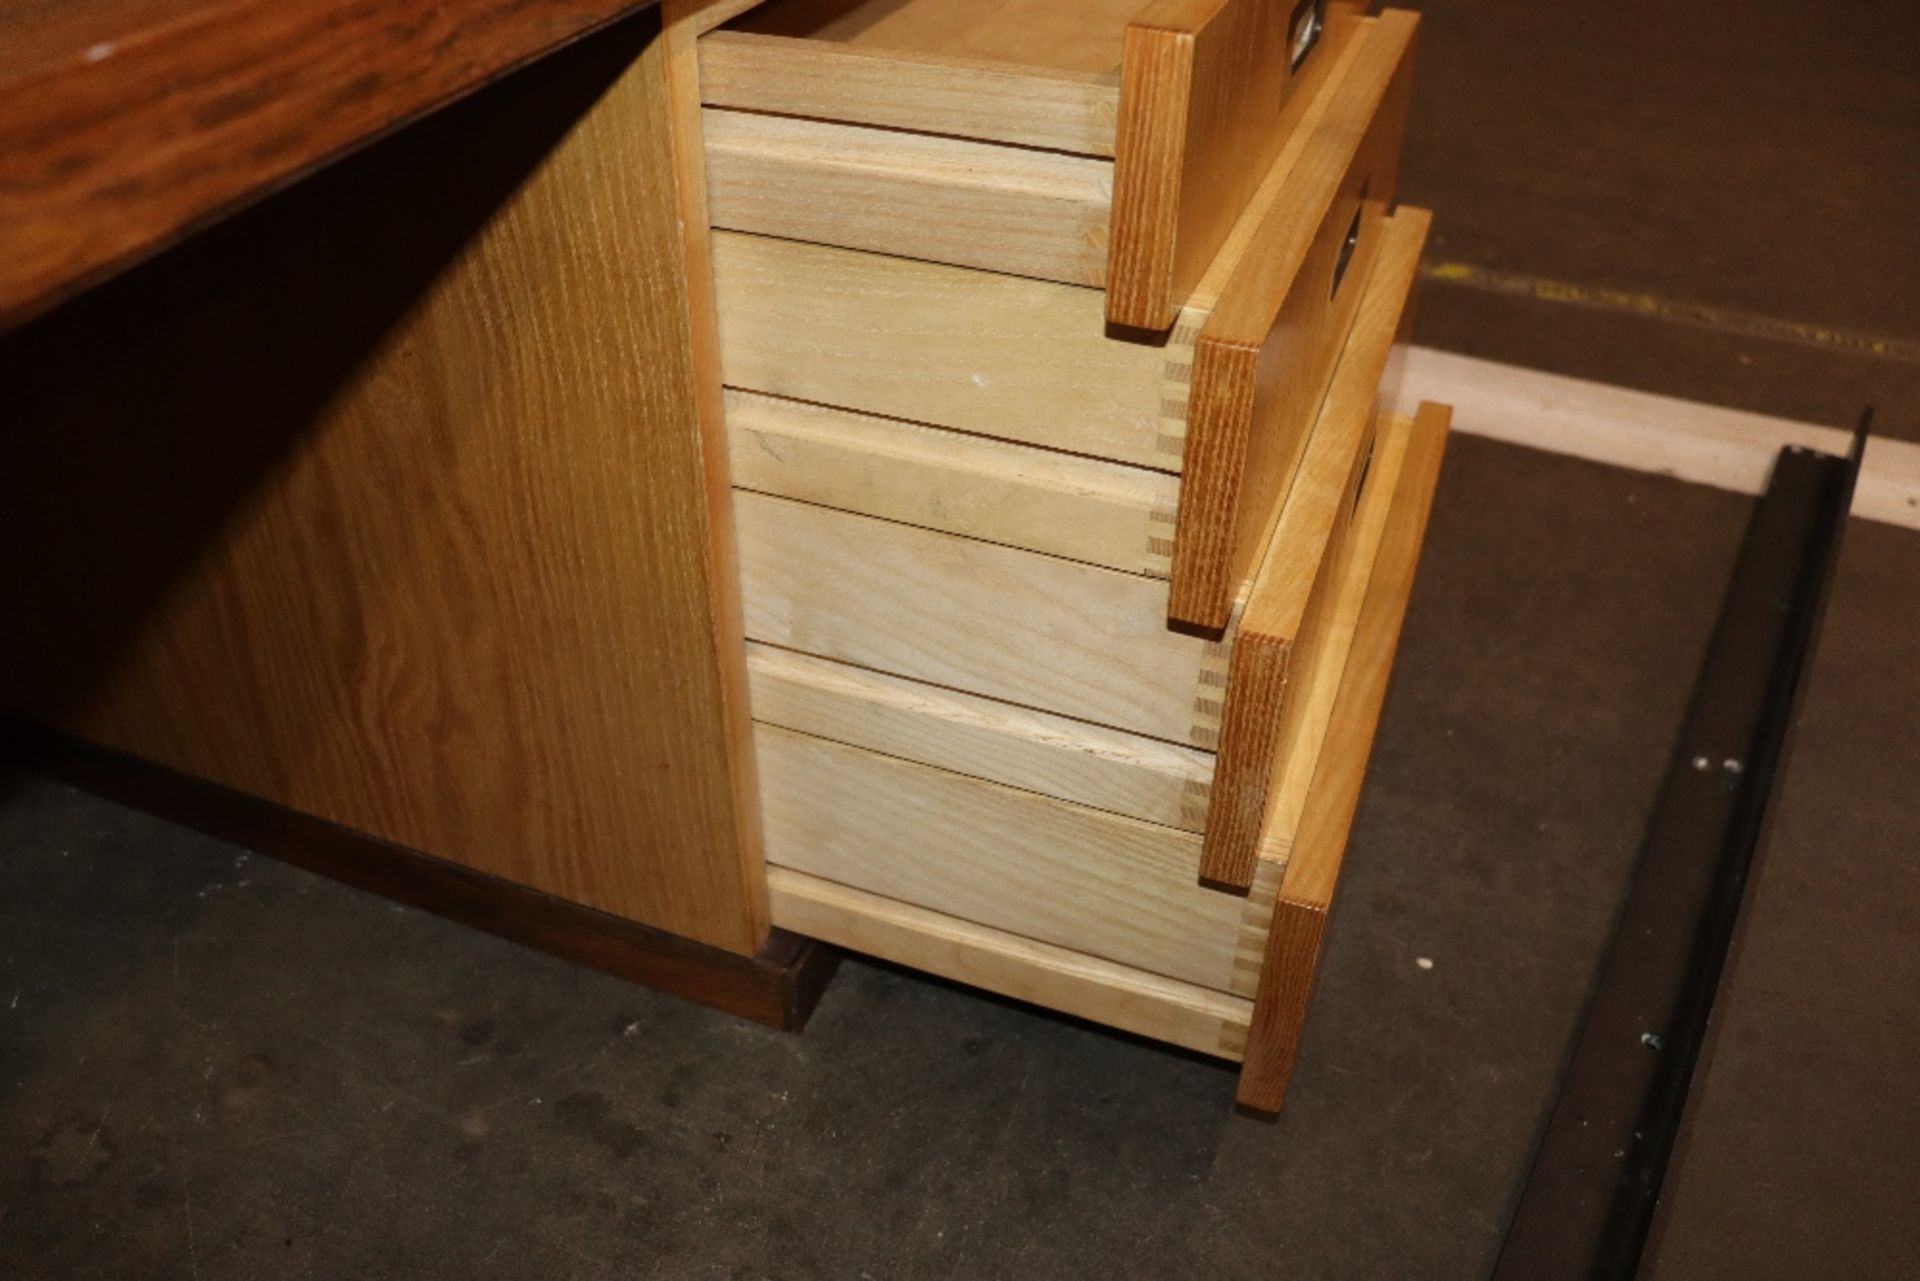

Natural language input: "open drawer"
[732,204,1431,891]
[709,16,1418,623]
[697,0,1391,328]
[755,401,1451,1102]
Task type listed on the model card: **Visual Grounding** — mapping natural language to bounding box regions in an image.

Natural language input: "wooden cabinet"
[686,0,1451,1110]
[1,0,1452,1113]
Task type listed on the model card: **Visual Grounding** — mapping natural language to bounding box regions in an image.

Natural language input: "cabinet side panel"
[0,12,769,954]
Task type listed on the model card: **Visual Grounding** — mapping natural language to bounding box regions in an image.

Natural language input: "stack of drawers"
[690,0,1450,1111]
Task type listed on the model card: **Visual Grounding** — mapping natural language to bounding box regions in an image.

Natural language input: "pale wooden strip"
[757,724,1273,993]
[734,489,1218,745]
[697,31,1121,157]
[1169,19,1416,629]
[1258,414,1415,864]
[725,389,1179,576]
[1237,401,1451,1114]
[768,867,1250,1060]
[746,642,1214,832]
[1390,347,1920,531]
[711,231,1174,470]
[1198,209,1427,887]
[702,108,1113,287]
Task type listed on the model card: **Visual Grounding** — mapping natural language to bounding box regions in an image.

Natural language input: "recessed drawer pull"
[1330,182,1369,301]
[1289,0,1328,73]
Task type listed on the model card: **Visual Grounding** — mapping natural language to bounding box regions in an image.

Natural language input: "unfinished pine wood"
[0,13,770,952]
[1105,1,1363,329]
[712,231,1179,469]
[728,0,1144,74]
[1170,12,1419,630]
[770,867,1252,1058]
[698,31,1122,157]
[703,107,1113,286]
[734,490,1223,745]
[1236,400,1450,1115]
[746,643,1214,832]
[725,389,1180,576]
[757,723,1278,994]
[1198,206,1429,889]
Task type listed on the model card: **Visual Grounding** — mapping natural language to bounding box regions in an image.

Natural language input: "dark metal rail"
[1492,411,1870,1280]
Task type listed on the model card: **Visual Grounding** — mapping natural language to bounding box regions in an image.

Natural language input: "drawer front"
[1106,1,1366,329]
[1196,205,1429,885]
[1171,14,1420,630]
[1238,400,1451,1112]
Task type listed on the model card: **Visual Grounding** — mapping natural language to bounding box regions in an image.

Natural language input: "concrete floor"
[4,1,1917,1277]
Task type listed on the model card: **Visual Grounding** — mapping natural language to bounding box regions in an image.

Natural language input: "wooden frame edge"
[0,718,840,1031]
[1104,24,1192,331]
[1234,400,1450,1114]
[661,0,774,950]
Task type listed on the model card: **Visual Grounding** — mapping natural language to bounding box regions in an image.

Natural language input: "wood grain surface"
[702,106,1114,286]
[1105,0,1362,329]
[725,389,1181,577]
[698,31,1121,156]
[1198,207,1429,888]
[734,491,1224,746]
[712,231,1178,469]
[0,0,662,328]
[1236,400,1450,1115]
[769,867,1251,1058]
[728,0,1143,74]
[1256,414,1413,868]
[1169,12,1419,630]
[746,643,1215,833]
[757,724,1276,995]
[0,12,770,953]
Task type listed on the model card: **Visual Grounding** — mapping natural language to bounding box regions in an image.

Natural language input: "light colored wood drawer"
[754,408,1451,1064]
[722,206,1426,596]
[698,0,1380,325]
[756,721,1278,994]
[733,210,1425,875]
[1172,12,1419,631]
[711,99,1422,614]
[1238,399,1450,1110]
